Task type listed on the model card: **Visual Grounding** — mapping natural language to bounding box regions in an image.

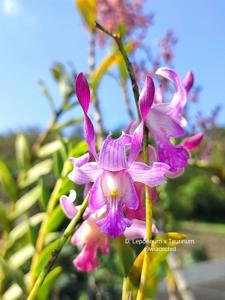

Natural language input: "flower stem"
[27,193,89,300]
[136,186,152,300]
[95,22,140,119]
[95,22,152,299]
[136,127,152,300]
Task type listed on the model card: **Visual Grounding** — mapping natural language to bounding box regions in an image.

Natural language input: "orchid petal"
[83,182,92,198]
[84,115,98,159]
[124,120,139,135]
[152,223,158,234]
[155,67,186,126]
[158,141,190,172]
[146,107,185,139]
[123,173,139,209]
[76,73,90,113]
[124,219,158,240]
[154,84,163,104]
[98,136,127,171]
[139,75,155,120]
[60,190,78,219]
[69,158,102,184]
[97,201,131,238]
[128,121,143,165]
[182,133,204,150]
[99,236,109,255]
[73,243,98,272]
[125,182,145,220]
[182,71,194,95]
[75,73,97,158]
[89,175,105,210]
[128,161,169,187]
[166,167,184,179]
[124,219,146,239]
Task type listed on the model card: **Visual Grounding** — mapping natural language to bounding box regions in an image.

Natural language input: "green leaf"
[53,151,64,178]
[8,213,44,248]
[37,140,63,158]
[115,236,134,276]
[69,140,88,157]
[92,50,123,90]
[9,245,34,268]
[52,118,83,132]
[46,205,64,233]
[3,283,23,300]
[76,0,96,29]
[33,239,59,276]
[28,217,39,247]
[118,60,128,82]
[127,249,145,287]
[37,267,62,300]
[38,80,55,114]
[19,159,53,188]
[59,177,75,196]
[51,63,74,101]
[0,256,26,293]
[0,201,9,232]
[10,185,41,219]
[92,42,133,90]
[15,134,31,171]
[39,178,50,210]
[0,160,17,202]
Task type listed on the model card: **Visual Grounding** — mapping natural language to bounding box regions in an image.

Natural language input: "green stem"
[96,22,140,119]
[96,22,152,299]
[136,126,152,300]
[27,193,89,300]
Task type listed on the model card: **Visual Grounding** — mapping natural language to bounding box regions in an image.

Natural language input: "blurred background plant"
[0,1,225,300]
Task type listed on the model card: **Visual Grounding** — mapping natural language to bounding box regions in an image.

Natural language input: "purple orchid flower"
[68,73,169,238]
[144,67,193,176]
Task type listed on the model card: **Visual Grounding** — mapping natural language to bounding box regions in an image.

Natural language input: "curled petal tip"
[183,71,194,94]
[155,67,180,84]
[139,74,155,120]
[183,133,204,150]
[75,72,90,113]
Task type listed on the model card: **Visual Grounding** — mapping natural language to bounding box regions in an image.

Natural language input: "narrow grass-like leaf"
[19,159,53,188]
[0,160,17,202]
[46,205,64,233]
[15,134,31,171]
[9,185,41,219]
[0,256,26,293]
[33,239,59,276]
[37,267,62,300]
[9,245,34,268]
[115,236,134,276]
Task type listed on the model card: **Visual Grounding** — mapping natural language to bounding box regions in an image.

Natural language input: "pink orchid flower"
[60,190,109,272]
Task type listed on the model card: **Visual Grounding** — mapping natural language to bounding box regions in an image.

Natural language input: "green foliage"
[0,256,27,294]
[0,160,18,202]
[15,134,31,171]
[165,166,225,222]
[115,236,135,276]
[37,267,62,300]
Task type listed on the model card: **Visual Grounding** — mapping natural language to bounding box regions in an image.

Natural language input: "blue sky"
[0,0,225,134]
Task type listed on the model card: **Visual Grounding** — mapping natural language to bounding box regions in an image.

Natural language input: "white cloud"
[1,0,22,16]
